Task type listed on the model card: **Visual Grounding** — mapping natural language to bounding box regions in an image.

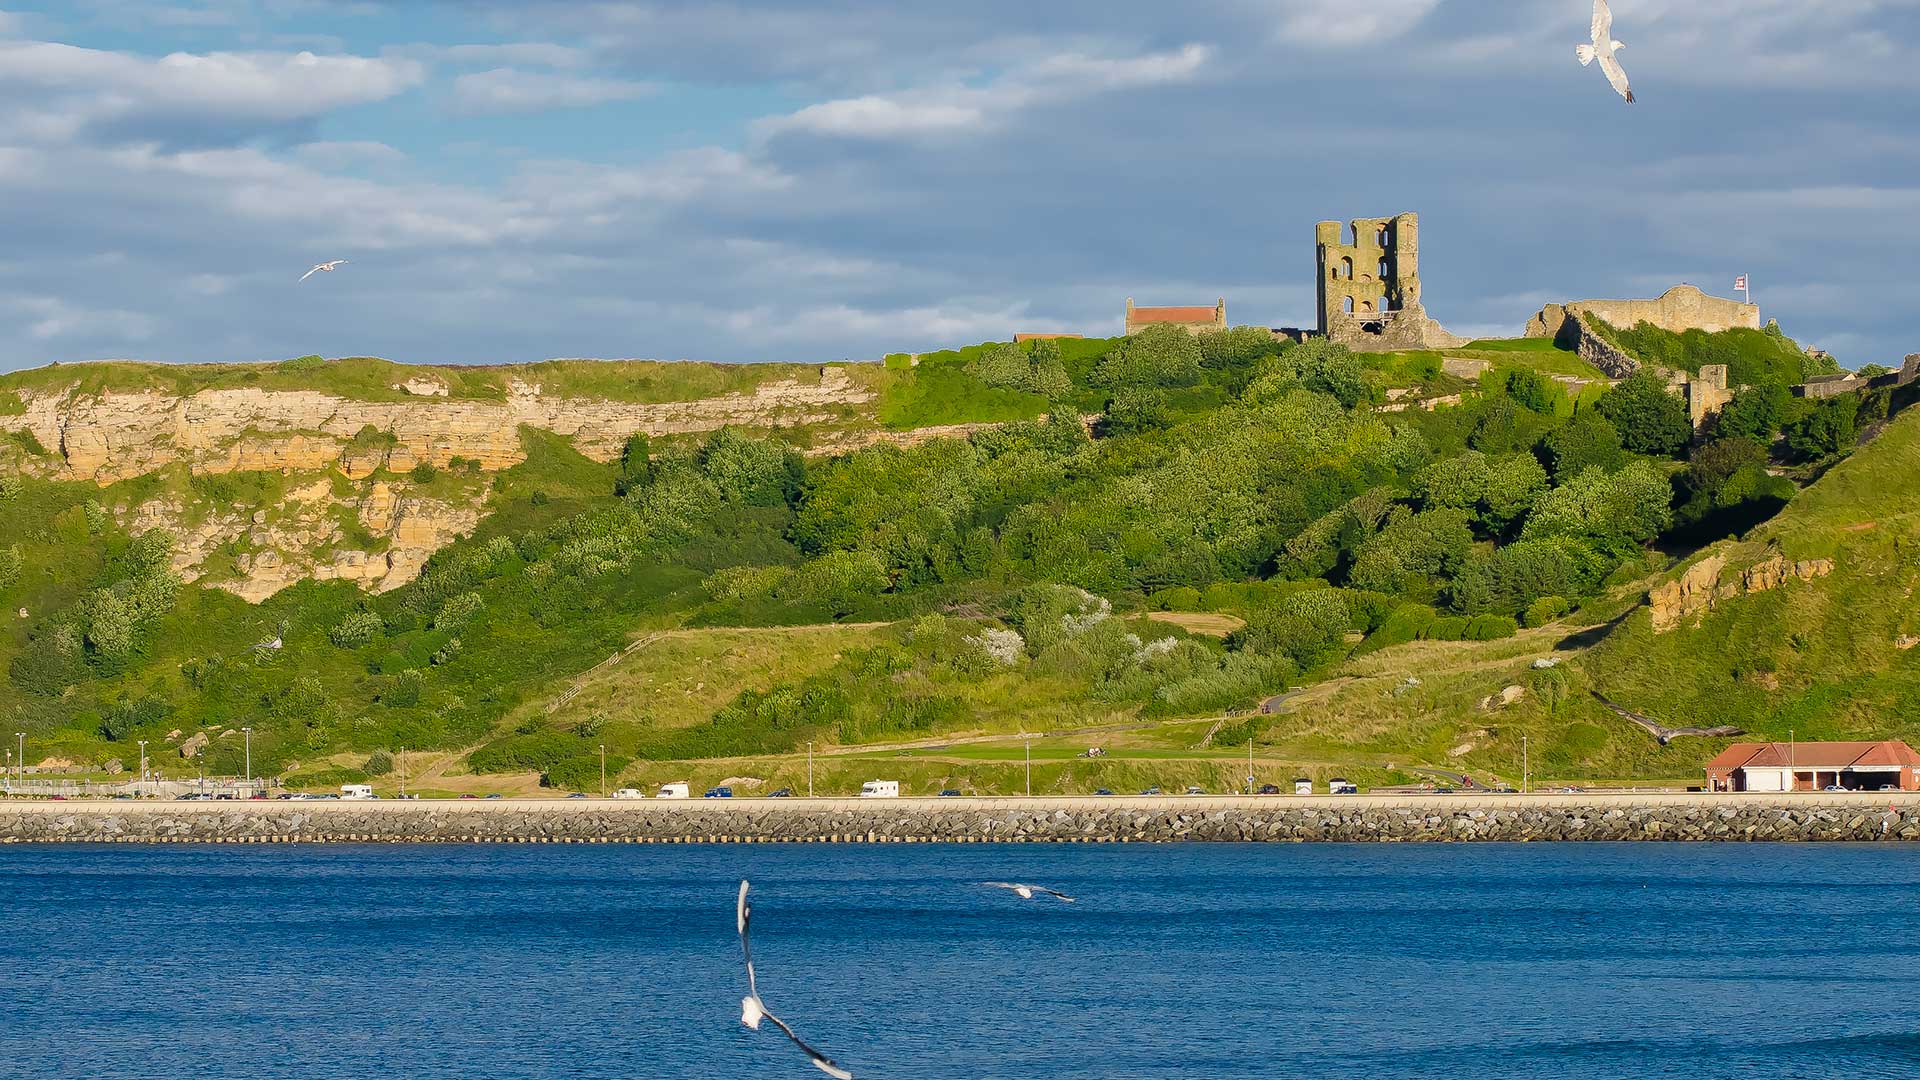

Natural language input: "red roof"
[1130,305,1218,325]
[1707,741,1919,771]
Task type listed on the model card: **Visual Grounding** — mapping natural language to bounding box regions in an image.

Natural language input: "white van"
[656,782,690,800]
[341,784,376,800]
[859,780,900,799]
[611,788,646,800]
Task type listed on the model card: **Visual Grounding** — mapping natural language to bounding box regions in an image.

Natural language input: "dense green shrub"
[1423,616,1469,641]
[1540,411,1625,482]
[364,749,394,776]
[1595,370,1692,457]
[409,461,439,483]
[1239,589,1349,668]
[1364,604,1438,651]
[1523,596,1570,628]
[328,611,383,648]
[1522,463,1673,556]
[1091,325,1203,390]
[468,731,582,774]
[1463,614,1519,641]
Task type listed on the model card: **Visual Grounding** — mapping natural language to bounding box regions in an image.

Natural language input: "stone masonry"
[1525,284,1762,343]
[1316,213,1466,352]
[2,794,1915,844]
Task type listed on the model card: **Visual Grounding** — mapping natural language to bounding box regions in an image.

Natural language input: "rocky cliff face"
[1648,549,1835,633]
[2,367,878,602]
[5,368,873,484]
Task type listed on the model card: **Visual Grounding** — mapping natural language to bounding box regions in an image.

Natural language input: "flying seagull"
[982,882,1076,903]
[1592,693,1742,746]
[299,260,348,282]
[1576,0,1635,103]
[736,881,855,1080]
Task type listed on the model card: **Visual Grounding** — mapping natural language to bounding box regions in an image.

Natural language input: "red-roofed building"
[1705,741,1920,792]
[1125,297,1226,336]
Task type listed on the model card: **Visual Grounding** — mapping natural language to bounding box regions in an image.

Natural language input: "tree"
[1540,410,1626,482]
[1479,454,1549,536]
[1784,395,1860,461]
[1504,368,1561,414]
[615,432,652,495]
[1595,370,1692,457]
[1521,462,1674,556]
[1091,325,1203,390]
[1199,326,1283,370]
[1713,382,1790,448]
[1674,438,1792,536]
[1239,590,1351,669]
[699,428,796,506]
[1103,388,1172,435]
[1347,508,1473,597]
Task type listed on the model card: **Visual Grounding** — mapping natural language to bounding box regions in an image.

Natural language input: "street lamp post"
[242,727,253,789]
[599,744,606,798]
[1522,733,1529,794]
[1025,738,1032,797]
[14,732,23,792]
[137,740,148,797]
[398,747,406,800]
[807,742,814,799]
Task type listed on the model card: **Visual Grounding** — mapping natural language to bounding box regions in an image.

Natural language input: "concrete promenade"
[1,791,1916,844]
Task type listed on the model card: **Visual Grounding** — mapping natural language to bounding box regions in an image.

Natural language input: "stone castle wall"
[2,794,1915,844]
[1526,284,1762,342]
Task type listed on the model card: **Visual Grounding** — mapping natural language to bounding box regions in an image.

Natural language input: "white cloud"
[760,43,1213,140]
[293,140,406,168]
[0,42,424,140]
[451,68,658,114]
[0,11,19,36]
[723,300,1044,348]
[6,295,156,342]
[1252,0,1443,45]
[438,42,592,69]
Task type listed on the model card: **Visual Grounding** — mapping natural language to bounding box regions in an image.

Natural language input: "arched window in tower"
[1379,258,1390,279]
[1340,256,1354,281]
[1344,296,1355,314]
[1377,226,1390,247]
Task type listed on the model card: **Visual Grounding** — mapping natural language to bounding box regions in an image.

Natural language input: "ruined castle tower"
[1315,212,1464,352]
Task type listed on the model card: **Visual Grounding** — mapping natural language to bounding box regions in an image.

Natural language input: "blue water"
[2,844,1917,1079]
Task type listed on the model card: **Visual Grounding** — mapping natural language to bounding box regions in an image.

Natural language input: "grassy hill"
[3,324,1903,795]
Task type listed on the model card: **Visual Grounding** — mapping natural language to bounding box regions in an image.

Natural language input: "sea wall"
[2,794,1916,844]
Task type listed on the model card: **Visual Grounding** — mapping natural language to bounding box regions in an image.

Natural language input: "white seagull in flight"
[1576,0,1635,103]
[982,881,1077,903]
[299,260,349,282]
[736,881,855,1080]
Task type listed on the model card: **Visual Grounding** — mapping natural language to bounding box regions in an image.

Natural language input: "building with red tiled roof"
[1125,297,1225,336]
[1705,741,1920,792]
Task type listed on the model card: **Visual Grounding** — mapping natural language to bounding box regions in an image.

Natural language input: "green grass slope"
[1580,401,1920,744]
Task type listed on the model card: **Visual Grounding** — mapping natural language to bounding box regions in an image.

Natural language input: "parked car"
[566,792,589,799]
[1094,788,1114,796]
[1140,786,1162,796]
[612,788,646,800]
[484,793,504,800]
[1257,783,1282,795]
[1431,787,1454,794]
[939,789,962,797]
[767,788,793,798]
[460,793,478,799]
[1329,778,1358,795]
[1824,785,1847,792]
[704,786,734,799]
[1185,785,1205,795]
[179,792,210,801]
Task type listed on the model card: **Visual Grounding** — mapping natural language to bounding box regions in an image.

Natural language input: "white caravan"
[859,780,901,799]
[340,784,376,800]
[656,782,691,800]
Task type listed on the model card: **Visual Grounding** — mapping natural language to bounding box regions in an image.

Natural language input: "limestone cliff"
[1647,549,1834,633]
[4,367,874,484]
[2,363,880,602]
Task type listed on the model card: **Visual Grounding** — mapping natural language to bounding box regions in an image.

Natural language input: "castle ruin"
[1315,213,1465,352]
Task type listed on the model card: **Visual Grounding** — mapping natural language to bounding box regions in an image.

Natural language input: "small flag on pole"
[1734,275,1749,291]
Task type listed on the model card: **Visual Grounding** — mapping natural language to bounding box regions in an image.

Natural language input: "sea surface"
[2,842,1917,1079]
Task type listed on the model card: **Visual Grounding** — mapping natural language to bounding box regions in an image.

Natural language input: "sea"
[1,842,1916,1079]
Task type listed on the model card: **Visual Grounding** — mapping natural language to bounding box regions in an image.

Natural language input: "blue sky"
[1,0,1917,372]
